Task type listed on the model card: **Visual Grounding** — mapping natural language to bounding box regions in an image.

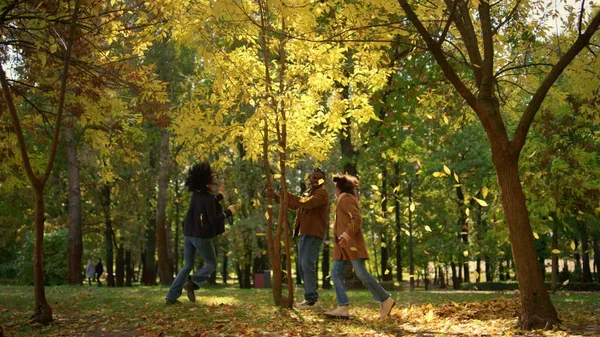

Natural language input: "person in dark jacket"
[165,162,238,304]
[95,258,104,286]
[266,167,329,308]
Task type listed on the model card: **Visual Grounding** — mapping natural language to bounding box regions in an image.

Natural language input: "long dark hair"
[332,174,359,196]
[185,162,215,192]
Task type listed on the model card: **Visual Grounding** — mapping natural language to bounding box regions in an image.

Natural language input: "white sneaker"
[295,300,317,309]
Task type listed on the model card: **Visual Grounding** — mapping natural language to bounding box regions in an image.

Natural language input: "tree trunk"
[381,167,392,281]
[408,181,415,292]
[394,163,403,282]
[143,216,157,285]
[551,213,559,293]
[577,220,593,282]
[116,244,124,287]
[450,261,459,290]
[593,237,600,283]
[64,123,83,285]
[125,250,133,287]
[492,147,559,329]
[33,186,53,323]
[156,130,172,285]
[101,184,115,287]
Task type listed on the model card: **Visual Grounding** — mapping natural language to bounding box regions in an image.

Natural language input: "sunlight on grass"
[1,286,599,336]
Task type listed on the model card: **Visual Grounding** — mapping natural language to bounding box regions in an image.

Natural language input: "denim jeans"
[298,234,323,302]
[331,258,390,306]
[166,236,217,302]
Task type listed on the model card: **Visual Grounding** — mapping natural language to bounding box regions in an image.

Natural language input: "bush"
[15,228,68,285]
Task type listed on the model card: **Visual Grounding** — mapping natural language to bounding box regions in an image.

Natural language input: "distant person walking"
[165,162,238,304]
[325,174,395,319]
[85,259,95,286]
[95,258,104,286]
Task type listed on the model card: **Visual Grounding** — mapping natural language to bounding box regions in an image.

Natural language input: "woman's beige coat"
[332,192,369,261]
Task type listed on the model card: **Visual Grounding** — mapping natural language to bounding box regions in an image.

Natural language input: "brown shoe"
[184,280,196,302]
[379,297,395,318]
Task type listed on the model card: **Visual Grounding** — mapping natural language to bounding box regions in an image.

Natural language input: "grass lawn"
[0,284,598,336]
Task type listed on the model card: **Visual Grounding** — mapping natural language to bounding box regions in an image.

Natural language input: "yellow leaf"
[473,197,488,207]
[273,174,281,179]
[432,172,446,178]
[424,225,432,232]
[265,211,270,220]
[381,242,387,248]
[443,165,451,175]
[350,247,358,251]
[256,233,266,236]
[393,282,400,287]
[409,203,415,212]
[552,249,561,254]
[423,250,430,255]
[425,309,435,322]
[443,115,449,124]
[570,241,576,250]
[318,179,324,185]
[533,232,539,239]
[371,185,379,191]
[481,186,489,198]
[578,210,584,215]
[563,279,569,285]
[465,208,470,216]
[473,271,480,279]
[463,250,469,257]
[384,269,390,275]
[453,172,459,183]
[548,216,554,221]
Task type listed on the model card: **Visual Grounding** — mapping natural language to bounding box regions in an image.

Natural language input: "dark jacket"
[183,191,232,238]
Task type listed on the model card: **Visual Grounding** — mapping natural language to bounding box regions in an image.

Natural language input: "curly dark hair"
[332,174,359,196]
[185,162,215,192]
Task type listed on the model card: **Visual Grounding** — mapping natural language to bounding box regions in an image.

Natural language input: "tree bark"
[33,186,53,323]
[576,220,593,282]
[491,144,559,329]
[64,123,83,285]
[156,129,172,285]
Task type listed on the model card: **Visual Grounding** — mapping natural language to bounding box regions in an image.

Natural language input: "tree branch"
[512,10,600,154]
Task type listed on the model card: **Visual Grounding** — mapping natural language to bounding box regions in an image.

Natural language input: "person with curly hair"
[165,162,238,304]
[325,174,395,319]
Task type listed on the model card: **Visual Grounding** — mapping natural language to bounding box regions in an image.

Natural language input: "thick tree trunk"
[492,147,559,329]
[156,130,172,285]
[33,187,53,324]
[125,249,133,287]
[64,123,83,285]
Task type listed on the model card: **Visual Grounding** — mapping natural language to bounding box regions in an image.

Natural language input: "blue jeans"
[331,259,390,306]
[166,236,217,302]
[298,234,323,302]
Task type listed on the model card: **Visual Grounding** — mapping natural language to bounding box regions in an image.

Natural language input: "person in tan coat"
[266,168,329,308]
[325,174,395,319]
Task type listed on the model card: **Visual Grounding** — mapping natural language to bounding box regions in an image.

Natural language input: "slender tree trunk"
[143,216,157,285]
[394,163,403,282]
[551,213,559,293]
[450,261,459,290]
[64,123,83,285]
[125,250,132,287]
[101,184,115,287]
[577,220,592,282]
[381,167,392,281]
[408,181,415,292]
[593,237,600,283]
[33,186,53,323]
[116,244,124,287]
[156,130,172,285]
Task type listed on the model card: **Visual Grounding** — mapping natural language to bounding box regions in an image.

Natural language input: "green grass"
[0,284,599,336]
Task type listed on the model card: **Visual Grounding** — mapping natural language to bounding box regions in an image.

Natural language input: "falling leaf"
[384,269,390,275]
[570,241,576,250]
[578,210,584,215]
[548,216,554,221]
[453,172,460,183]
[381,242,387,248]
[256,233,266,236]
[393,282,400,287]
[463,250,469,257]
[465,208,470,216]
[424,225,432,232]
[273,174,281,179]
[350,247,358,251]
[533,232,539,239]
[552,249,561,254]
[443,165,451,175]
[473,197,488,207]
[409,203,415,212]
[264,211,269,220]
[318,179,324,185]
[563,279,569,285]
[425,309,435,322]
[481,186,489,198]
[432,172,446,178]
[371,185,379,191]
[473,271,480,279]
